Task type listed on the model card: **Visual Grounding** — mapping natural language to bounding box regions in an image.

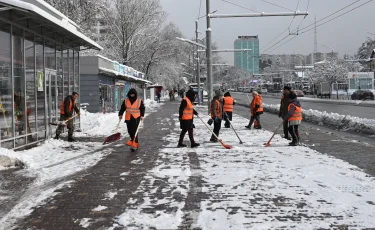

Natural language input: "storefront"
[0,0,102,149]
[80,55,151,113]
[348,72,375,93]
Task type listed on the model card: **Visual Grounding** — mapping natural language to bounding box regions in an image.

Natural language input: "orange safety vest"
[223,97,234,112]
[210,99,222,119]
[125,98,141,120]
[288,104,302,121]
[60,97,75,115]
[181,97,194,120]
[250,95,263,114]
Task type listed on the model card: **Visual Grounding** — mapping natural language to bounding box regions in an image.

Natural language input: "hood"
[127,88,138,98]
[186,89,196,102]
[224,92,231,97]
[291,99,301,107]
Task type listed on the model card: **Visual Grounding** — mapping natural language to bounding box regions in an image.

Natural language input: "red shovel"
[103,120,121,145]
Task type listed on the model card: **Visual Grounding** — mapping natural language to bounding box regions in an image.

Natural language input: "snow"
[263,103,375,135]
[111,109,375,229]
[92,205,107,212]
[79,218,92,228]
[298,96,375,105]
[0,97,162,227]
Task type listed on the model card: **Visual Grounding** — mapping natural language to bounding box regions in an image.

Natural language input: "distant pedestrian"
[210,90,224,142]
[169,89,175,101]
[279,86,293,140]
[284,93,302,146]
[118,88,145,150]
[223,92,235,128]
[178,89,200,148]
[156,91,161,103]
[55,92,80,141]
[245,91,263,129]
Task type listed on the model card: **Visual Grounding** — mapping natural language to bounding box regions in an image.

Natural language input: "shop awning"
[0,0,103,50]
[99,67,152,85]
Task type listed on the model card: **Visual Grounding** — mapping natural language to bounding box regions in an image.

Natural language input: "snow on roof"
[1,0,103,50]
[99,67,152,84]
[314,60,327,65]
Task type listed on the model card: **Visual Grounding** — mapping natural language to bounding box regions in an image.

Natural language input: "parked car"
[294,90,305,97]
[351,89,374,100]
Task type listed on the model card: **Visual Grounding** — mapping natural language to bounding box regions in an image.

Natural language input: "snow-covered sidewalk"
[0,98,162,228]
[111,108,375,229]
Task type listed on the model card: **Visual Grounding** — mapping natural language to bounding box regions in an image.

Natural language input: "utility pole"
[206,0,213,112]
[195,20,201,105]
[313,15,317,65]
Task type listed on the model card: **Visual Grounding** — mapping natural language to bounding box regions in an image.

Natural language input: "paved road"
[231,92,375,120]
[234,104,375,177]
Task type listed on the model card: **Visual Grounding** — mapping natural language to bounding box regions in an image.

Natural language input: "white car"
[203,90,208,98]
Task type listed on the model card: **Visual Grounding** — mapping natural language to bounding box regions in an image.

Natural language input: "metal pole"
[195,20,201,105]
[206,0,213,112]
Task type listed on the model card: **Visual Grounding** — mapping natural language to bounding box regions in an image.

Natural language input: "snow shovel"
[49,114,79,126]
[196,115,232,149]
[224,112,243,144]
[264,121,284,147]
[103,120,122,145]
[130,120,142,150]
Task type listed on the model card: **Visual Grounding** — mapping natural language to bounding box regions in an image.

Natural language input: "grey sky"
[160,0,375,65]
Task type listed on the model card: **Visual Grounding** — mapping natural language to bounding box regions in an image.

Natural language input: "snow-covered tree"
[357,38,375,59]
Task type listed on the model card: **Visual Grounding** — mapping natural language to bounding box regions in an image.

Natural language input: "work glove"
[77,112,81,116]
[194,110,198,116]
[140,116,144,120]
[253,110,257,115]
[214,116,220,123]
[119,116,122,120]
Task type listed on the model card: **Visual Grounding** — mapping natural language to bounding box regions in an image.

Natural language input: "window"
[0,25,12,142]
[25,32,36,142]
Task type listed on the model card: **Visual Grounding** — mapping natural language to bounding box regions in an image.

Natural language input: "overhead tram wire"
[261,0,301,52]
[263,0,366,53]
[220,0,261,13]
[264,0,362,53]
[197,0,203,19]
[261,0,295,11]
[266,0,374,54]
[295,0,311,32]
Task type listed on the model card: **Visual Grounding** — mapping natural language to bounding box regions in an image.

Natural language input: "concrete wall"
[80,75,100,113]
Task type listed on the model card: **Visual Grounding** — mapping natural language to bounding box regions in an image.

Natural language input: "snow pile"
[0,149,24,170]
[299,96,375,106]
[263,103,375,134]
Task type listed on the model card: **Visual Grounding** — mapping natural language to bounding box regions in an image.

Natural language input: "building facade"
[0,0,102,149]
[234,36,259,74]
[80,56,151,113]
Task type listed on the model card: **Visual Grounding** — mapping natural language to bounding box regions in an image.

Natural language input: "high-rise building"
[234,36,259,74]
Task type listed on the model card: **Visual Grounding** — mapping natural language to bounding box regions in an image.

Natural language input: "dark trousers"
[288,125,299,143]
[126,118,140,143]
[211,119,222,140]
[248,114,261,127]
[179,128,195,144]
[283,119,289,137]
[56,114,74,138]
[224,112,232,128]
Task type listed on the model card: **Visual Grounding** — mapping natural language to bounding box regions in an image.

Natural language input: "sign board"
[37,71,44,91]
[348,72,374,79]
[119,64,125,75]
[114,61,120,72]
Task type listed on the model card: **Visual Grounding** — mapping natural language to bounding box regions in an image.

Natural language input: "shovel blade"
[103,132,121,145]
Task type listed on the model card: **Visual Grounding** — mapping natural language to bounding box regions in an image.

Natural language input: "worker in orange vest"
[55,92,80,141]
[118,88,145,150]
[223,92,235,128]
[284,93,302,146]
[245,91,263,129]
[178,89,200,148]
[210,91,224,142]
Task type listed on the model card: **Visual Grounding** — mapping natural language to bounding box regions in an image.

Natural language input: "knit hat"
[215,90,224,97]
[283,85,291,91]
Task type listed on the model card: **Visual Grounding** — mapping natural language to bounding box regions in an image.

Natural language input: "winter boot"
[255,125,262,129]
[54,135,60,140]
[245,125,251,129]
[283,136,291,140]
[191,143,200,148]
[289,141,299,146]
[177,143,187,148]
[210,138,218,143]
[68,135,76,142]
